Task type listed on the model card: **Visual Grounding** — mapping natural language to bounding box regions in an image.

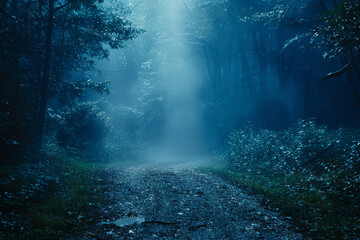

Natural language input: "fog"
[94,0,210,163]
[2,0,360,238]
[90,0,360,164]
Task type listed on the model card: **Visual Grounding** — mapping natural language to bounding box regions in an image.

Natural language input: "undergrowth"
[211,120,360,239]
[0,144,109,239]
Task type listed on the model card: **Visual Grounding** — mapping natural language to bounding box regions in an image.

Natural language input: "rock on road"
[85,164,303,240]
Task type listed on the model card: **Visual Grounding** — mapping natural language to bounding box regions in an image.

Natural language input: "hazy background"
[90,0,210,161]
[79,0,360,163]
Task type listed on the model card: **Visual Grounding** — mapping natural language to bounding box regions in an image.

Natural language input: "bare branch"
[322,61,352,80]
[54,3,68,13]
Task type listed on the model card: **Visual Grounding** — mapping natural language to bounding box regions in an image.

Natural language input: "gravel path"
[85,164,303,239]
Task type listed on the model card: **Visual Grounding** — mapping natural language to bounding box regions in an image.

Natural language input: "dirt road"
[84,164,303,239]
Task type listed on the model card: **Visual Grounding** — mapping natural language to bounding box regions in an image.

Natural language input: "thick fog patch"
[92,0,208,163]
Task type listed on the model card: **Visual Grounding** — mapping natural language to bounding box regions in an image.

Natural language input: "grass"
[0,146,111,239]
[207,166,360,240]
[217,121,360,239]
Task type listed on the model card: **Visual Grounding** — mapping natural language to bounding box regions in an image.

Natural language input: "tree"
[285,0,360,106]
[0,0,141,146]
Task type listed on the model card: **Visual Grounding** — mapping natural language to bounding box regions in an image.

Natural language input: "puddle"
[102,217,145,227]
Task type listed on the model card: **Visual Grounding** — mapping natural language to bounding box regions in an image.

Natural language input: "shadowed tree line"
[1,0,360,158]
[177,0,360,145]
[0,0,141,158]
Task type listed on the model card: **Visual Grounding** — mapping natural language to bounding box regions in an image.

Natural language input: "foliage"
[0,0,141,144]
[57,79,111,105]
[51,101,111,160]
[224,120,360,239]
[104,104,144,160]
[49,100,148,161]
[0,144,110,239]
[136,52,167,142]
[279,0,360,59]
[314,0,360,59]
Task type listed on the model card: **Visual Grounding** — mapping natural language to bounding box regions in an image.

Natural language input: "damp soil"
[76,163,303,239]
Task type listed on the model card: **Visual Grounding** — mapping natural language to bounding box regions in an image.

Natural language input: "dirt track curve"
[80,164,303,240]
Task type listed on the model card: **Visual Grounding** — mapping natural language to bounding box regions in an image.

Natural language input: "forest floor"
[1,147,305,239]
[78,163,304,239]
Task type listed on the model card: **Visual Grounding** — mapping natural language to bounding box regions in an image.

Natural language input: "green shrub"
[50,101,111,160]
[224,120,360,239]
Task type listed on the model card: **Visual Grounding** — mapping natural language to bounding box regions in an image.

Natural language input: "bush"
[0,143,110,239]
[49,100,147,162]
[104,105,143,160]
[226,120,360,239]
[228,120,360,177]
[51,101,111,160]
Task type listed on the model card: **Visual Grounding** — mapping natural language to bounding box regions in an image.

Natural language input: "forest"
[1,0,360,239]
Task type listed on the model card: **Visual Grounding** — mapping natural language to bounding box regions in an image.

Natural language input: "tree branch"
[322,61,352,80]
[54,3,68,13]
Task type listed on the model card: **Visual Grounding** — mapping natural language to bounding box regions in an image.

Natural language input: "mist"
[2,0,360,238]
[94,0,210,163]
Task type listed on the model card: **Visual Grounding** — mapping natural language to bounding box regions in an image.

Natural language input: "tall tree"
[0,0,141,145]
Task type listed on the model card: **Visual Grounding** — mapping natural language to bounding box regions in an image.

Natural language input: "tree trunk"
[7,0,22,142]
[37,0,54,141]
[341,52,360,108]
[239,48,255,95]
[257,26,267,93]
[11,0,18,15]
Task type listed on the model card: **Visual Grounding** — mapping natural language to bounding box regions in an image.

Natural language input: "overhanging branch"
[322,61,352,80]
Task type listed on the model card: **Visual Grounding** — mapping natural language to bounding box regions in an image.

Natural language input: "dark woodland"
[1,0,360,239]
